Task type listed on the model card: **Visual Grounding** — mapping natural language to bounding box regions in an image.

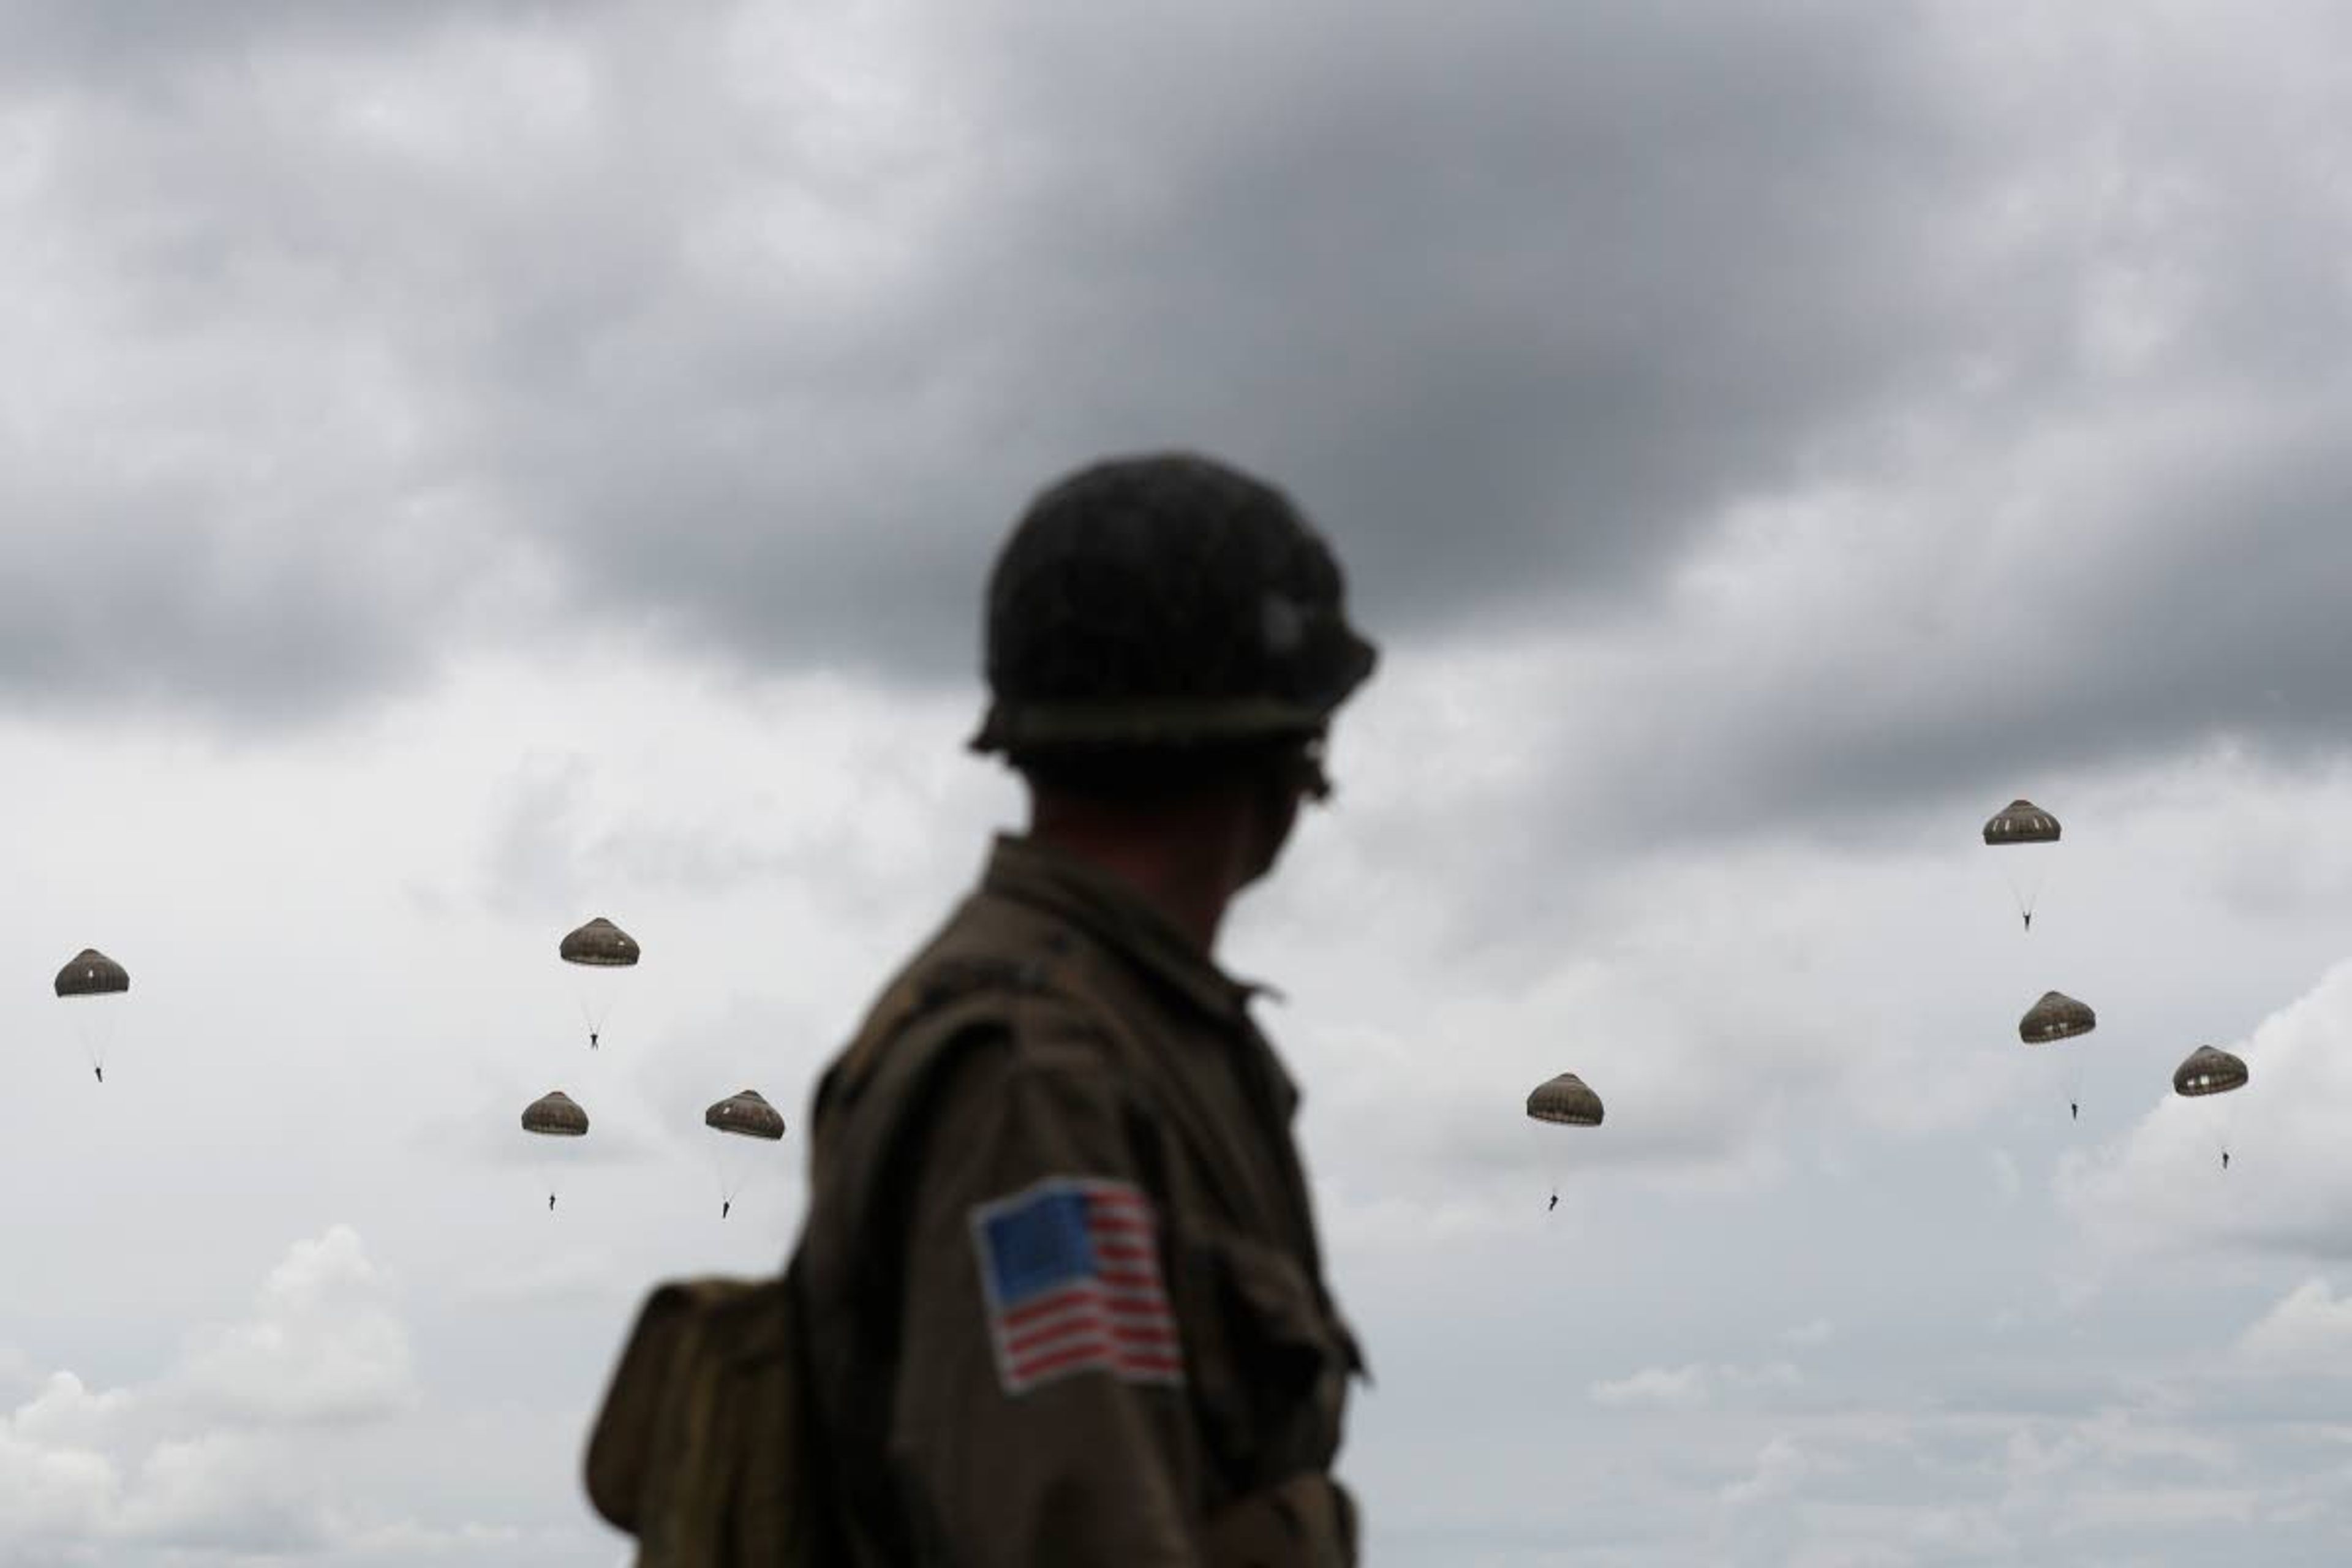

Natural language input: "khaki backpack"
[584,1265,844,1566]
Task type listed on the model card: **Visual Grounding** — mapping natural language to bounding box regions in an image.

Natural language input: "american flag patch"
[968,1176,1184,1396]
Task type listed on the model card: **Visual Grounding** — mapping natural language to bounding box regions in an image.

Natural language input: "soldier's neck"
[1024,818,1243,954]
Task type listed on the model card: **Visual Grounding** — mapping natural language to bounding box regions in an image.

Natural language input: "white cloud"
[116,1431,332,1552]
[2058,957,2352,1273]
[1990,1147,2022,1203]
[10,1373,134,1449]
[1726,1361,1805,1395]
[1591,1363,1714,1411]
[0,1396,119,1550]
[1591,1360,1801,1411]
[0,1228,450,1563]
[2057,1485,2260,1534]
[176,1225,419,1427]
[2237,1280,2352,1376]
[1721,1433,1815,1507]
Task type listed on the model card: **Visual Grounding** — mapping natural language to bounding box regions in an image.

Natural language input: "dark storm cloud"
[0,2,2008,715]
[1495,396,2352,858]
[6,0,2351,838]
[486,1,2013,673]
[0,0,582,75]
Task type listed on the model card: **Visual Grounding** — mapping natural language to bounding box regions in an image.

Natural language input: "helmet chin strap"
[1295,735,1334,804]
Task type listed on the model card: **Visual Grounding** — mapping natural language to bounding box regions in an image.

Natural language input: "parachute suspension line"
[711,1136,772,1215]
[576,993,612,1050]
[69,1009,121,1081]
[2004,864,2050,932]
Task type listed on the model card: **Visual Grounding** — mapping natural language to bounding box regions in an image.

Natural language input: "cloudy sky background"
[3,1,2351,1562]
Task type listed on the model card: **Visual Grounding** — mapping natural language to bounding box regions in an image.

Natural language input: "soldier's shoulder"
[830,893,1114,1095]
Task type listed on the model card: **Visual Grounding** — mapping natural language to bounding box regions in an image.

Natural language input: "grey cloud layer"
[7,2,2351,849]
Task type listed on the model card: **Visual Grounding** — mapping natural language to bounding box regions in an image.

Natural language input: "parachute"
[2172,1046,2247,1097]
[560,919,639,967]
[2018,990,2095,1044]
[1981,799,2060,845]
[1526,1072,1604,1126]
[522,1089,590,1134]
[55,949,129,997]
[704,1089,787,1218]
[54,948,129,1082]
[559,918,639,1049]
[522,1090,590,1210]
[2172,1046,2248,1171]
[1526,1072,1601,1213]
[704,1089,785,1140]
[1982,800,2060,930]
[2019,990,2096,1121]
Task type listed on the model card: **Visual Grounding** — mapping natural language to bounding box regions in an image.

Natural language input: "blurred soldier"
[791,453,1379,1565]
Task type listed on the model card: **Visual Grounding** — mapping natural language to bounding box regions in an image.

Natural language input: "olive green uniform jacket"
[791,834,1365,1566]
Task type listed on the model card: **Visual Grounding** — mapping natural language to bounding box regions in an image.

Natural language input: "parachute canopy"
[704,1089,785,1141]
[2173,1046,2247,1098]
[55,949,129,997]
[522,1090,590,1136]
[1983,799,2060,845]
[2019,990,2096,1045]
[1526,1072,1604,1127]
[560,918,639,968]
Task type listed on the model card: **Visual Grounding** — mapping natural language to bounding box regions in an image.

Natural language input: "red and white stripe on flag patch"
[968,1175,1184,1395]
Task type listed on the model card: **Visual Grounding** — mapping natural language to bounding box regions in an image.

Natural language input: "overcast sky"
[4,2,2352,1564]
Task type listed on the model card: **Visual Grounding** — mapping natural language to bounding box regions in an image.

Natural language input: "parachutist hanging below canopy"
[705,1089,786,1216]
[522,1090,590,1210]
[1983,800,2060,930]
[2172,1045,2248,1172]
[55,948,129,1083]
[1526,1072,1602,1213]
[2020,990,2096,1118]
[559,919,639,1047]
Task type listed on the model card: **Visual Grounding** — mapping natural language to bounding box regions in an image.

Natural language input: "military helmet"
[970,453,1378,755]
